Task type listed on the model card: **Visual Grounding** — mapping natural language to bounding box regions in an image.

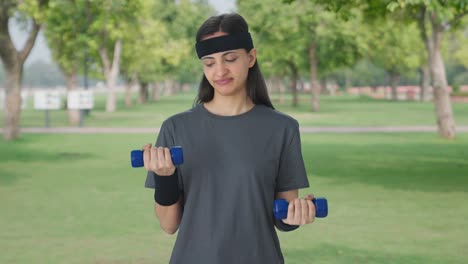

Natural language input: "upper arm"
[275,189,299,202]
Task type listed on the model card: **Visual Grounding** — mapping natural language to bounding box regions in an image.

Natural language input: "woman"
[143,13,316,264]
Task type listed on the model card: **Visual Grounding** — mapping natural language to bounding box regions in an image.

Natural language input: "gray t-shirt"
[145,103,309,264]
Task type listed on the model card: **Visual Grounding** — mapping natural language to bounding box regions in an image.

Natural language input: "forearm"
[155,196,183,234]
[274,190,299,231]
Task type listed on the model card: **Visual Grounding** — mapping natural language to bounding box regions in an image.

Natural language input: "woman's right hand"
[142,143,176,176]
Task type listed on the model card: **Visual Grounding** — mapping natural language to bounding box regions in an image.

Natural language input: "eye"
[225,57,237,63]
[203,62,214,68]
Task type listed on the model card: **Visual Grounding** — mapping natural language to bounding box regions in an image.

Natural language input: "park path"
[1,126,468,134]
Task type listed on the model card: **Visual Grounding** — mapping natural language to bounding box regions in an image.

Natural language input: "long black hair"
[194,13,274,109]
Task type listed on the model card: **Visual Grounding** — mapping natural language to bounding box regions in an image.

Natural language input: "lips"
[215,78,233,85]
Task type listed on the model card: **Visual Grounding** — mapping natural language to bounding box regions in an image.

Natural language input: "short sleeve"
[275,122,310,192]
[144,120,183,190]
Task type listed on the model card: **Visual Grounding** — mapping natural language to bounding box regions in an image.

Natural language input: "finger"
[301,199,308,225]
[294,199,301,225]
[308,199,316,224]
[285,199,295,225]
[305,194,315,201]
[150,147,158,171]
[143,145,151,170]
[157,147,165,169]
[164,148,173,167]
[141,143,152,150]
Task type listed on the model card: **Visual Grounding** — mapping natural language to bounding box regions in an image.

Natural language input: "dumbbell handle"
[130,146,184,167]
[274,197,328,219]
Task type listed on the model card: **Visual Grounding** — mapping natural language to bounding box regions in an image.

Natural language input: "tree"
[367,19,423,100]
[119,0,171,105]
[0,0,49,140]
[240,0,366,110]
[83,0,142,112]
[239,0,309,107]
[307,0,468,139]
[387,0,468,139]
[44,0,88,125]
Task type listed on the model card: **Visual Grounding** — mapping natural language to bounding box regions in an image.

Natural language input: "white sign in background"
[67,90,94,110]
[0,90,28,110]
[34,90,62,110]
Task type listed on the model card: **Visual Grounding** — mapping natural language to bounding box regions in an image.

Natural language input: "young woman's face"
[200,32,256,97]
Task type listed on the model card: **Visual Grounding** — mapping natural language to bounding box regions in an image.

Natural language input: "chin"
[216,87,242,97]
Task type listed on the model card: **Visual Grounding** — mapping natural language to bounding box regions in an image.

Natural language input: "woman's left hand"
[282,194,316,226]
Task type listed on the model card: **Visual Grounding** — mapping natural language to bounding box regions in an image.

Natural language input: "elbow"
[161,224,179,235]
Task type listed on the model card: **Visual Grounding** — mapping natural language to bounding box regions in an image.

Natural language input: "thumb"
[304,194,315,200]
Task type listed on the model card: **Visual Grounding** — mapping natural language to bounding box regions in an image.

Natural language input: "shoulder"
[161,104,201,129]
[255,105,300,129]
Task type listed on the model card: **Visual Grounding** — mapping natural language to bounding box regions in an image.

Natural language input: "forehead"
[201,50,243,60]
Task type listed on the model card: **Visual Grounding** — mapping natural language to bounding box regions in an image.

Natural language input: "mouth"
[215,78,233,86]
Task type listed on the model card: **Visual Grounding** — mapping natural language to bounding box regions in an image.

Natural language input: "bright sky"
[10,0,236,65]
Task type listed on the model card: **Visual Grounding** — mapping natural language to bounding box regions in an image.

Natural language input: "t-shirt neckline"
[198,103,258,120]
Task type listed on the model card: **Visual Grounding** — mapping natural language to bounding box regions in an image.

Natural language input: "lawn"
[4,90,468,128]
[1,133,467,263]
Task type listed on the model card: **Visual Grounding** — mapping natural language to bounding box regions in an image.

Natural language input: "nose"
[214,62,228,77]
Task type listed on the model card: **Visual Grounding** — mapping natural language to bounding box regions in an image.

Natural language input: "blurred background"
[1,0,467,263]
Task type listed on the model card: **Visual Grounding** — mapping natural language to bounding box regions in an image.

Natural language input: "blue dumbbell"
[273,197,328,219]
[130,146,184,167]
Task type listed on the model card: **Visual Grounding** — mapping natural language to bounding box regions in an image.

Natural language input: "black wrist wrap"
[275,219,299,232]
[154,172,180,206]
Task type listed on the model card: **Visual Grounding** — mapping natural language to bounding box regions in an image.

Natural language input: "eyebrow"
[201,51,238,60]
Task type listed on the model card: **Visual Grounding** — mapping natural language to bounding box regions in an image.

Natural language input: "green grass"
[1,133,467,263]
[4,91,468,128]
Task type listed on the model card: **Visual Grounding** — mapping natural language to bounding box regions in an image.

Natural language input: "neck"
[204,93,255,116]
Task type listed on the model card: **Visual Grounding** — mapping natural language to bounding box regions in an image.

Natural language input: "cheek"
[238,63,250,79]
[203,68,214,80]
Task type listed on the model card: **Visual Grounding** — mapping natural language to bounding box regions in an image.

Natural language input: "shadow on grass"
[283,243,456,264]
[0,168,24,186]
[0,139,95,186]
[304,139,468,193]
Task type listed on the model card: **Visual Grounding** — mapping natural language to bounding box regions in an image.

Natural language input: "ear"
[248,48,257,68]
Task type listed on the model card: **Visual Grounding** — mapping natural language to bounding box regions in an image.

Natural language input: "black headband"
[195,32,254,59]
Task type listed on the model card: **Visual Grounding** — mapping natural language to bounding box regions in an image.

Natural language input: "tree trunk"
[64,72,80,126]
[418,8,455,138]
[389,71,400,101]
[174,81,181,94]
[417,7,433,103]
[152,82,161,102]
[139,82,149,104]
[4,65,22,140]
[419,64,431,101]
[430,28,456,139]
[124,79,133,108]
[124,73,137,108]
[309,40,320,112]
[99,39,122,113]
[288,63,298,107]
[164,79,174,96]
[320,78,327,95]
[278,77,286,104]
[345,69,352,91]
[0,12,41,140]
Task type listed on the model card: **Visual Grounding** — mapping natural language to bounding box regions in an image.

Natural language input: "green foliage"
[387,0,468,30]
[239,0,367,80]
[44,0,87,75]
[239,0,308,77]
[367,19,423,76]
[119,0,215,84]
[16,0,50,23]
